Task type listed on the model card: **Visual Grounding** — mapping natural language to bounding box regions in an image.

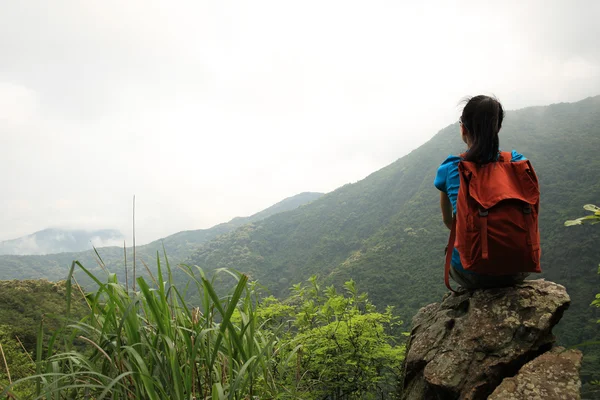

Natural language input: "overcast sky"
[1,0,599,245]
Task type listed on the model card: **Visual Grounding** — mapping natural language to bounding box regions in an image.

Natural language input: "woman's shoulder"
[435,155,460,191]
[438,154,462,168]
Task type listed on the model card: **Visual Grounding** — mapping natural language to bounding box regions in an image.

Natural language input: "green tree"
[0,326,35,398]
[259,276,405,399]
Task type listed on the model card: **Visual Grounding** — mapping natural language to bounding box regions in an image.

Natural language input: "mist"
[1,0,599,245]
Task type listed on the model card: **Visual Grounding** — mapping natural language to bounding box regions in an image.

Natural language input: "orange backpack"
[444,151,541,291]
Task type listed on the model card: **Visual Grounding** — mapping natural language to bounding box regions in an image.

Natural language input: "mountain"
[150,191,324,256]
[0,192,323,281]
[185,96,600,348]
[0,228,123,255]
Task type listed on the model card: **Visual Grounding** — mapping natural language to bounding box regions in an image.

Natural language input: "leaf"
[212,383,225,400]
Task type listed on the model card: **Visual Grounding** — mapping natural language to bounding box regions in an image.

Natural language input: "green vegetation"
[566,204,600,396]
[1,257,403,399]
[256,275,404,398]
[0,326,35,398]
[566,204,600,227]
[0,280,89,351]
[0,280,89,398]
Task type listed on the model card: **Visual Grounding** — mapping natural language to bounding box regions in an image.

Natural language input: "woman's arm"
[440,192,453,230]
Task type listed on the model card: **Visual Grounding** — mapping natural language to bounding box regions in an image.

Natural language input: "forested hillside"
[0,280,90,397]
[186,96,600,348]
[0,192,322,282]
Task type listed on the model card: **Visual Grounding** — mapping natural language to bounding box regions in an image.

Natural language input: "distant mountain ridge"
[0,228,124,256]
[0,192,323,280]
[149,192,325,256]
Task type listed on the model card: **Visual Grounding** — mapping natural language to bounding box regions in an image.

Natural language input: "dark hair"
[460,95,504,164]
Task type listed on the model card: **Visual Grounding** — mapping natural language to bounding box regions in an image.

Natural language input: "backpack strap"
[444,217,459,293]
[479,208,489,259]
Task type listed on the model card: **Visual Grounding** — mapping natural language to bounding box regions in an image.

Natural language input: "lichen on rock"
[489,347,582,400]
[401,279,577,400]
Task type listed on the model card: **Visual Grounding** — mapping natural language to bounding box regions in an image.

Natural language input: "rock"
[488,347,582,400]
[401,279,573,400]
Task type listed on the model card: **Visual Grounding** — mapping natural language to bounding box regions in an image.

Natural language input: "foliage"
[1,257,402,399]
[257,276,405,399]
[1,257,283,399]
[0,280,89,398]
[565,204,600,226]
[0,280,89,352]
[566,204,600,397]
[565,204,600,310]
[0,326,35,398]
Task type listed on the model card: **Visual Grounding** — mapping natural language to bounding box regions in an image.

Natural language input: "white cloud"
[0,82,38,125]
[0,0,599,244]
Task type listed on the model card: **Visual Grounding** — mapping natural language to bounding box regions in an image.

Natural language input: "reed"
[1,253,279,399]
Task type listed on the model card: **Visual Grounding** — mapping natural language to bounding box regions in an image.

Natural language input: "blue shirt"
[434,150,526,272]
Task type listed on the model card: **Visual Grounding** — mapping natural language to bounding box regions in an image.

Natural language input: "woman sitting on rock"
[434,95,540,290]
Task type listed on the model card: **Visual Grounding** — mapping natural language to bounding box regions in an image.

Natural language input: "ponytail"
[461,95,504,164]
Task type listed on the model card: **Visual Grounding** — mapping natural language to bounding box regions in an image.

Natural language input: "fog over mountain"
[0,191,323,278]
[0,228,124,255]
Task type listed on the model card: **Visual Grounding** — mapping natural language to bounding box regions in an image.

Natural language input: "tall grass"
[1,253,280,399]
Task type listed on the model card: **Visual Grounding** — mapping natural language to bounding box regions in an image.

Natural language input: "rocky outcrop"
[489,347,582,400]
[401,279,581,400]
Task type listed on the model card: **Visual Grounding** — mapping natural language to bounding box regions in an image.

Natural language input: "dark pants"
[450,266,529,290]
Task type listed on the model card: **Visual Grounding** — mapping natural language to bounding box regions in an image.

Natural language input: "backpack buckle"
[478,208,488,217]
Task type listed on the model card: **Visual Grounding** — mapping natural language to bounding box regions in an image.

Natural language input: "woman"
[434,95,530,289]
